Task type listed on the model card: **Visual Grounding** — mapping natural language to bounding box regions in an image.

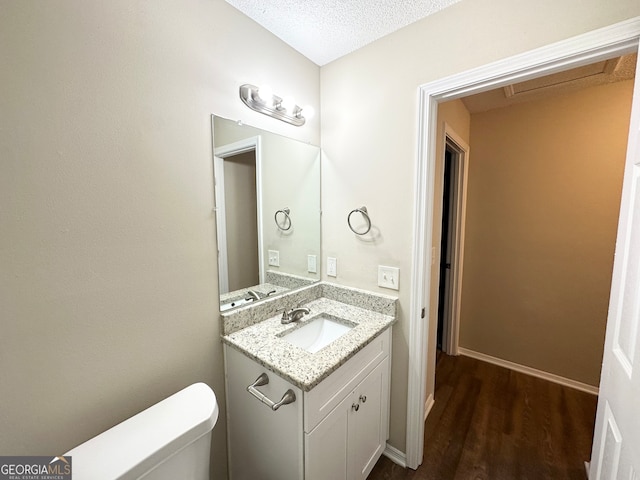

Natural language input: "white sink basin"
[281,316,355,353]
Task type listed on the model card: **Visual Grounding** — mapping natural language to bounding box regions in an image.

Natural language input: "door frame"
[405,17,640,469]
[439,125,469,356]
[213,135,264,293]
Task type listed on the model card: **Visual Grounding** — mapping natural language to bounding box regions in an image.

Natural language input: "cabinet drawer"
[304,328,390,432]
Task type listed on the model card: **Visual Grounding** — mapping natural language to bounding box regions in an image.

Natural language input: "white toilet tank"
[65,383,218,480]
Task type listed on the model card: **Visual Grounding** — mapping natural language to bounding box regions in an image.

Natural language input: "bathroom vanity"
[222,282,396,480]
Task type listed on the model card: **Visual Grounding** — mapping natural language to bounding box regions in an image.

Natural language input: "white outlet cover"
[307,254,317,273]
[378,265,399,290]
[268,250,280,267]
[327,257,337,277]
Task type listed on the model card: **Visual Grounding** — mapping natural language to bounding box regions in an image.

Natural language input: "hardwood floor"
[368,354,598,480]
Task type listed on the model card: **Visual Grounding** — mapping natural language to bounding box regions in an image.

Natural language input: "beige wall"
[0,1,319,478]
[321,0,640,452]
[460,80,634,387]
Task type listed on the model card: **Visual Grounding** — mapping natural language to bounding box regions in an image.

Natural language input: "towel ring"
[348,206,371,235]
[275,208,292,231]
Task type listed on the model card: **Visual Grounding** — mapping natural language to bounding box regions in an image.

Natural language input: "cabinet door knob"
[352,402,360,412]
[359,395,367,403]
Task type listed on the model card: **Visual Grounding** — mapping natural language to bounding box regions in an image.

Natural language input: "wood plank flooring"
[368,353,598,480]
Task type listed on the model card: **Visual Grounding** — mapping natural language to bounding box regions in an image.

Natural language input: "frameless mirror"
[212,115,321,312]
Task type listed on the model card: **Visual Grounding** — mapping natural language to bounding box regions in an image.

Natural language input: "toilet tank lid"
[65,382,218,480]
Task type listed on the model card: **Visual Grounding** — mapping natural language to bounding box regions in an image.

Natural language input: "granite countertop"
[222,296,395,391]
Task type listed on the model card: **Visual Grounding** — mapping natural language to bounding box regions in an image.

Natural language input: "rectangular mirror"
[212,115,321,312]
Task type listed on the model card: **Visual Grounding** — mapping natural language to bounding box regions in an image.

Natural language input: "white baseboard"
[383,444,407,468]
[458,348,599,395]
[585,461,590,478]
[424,393,435,421]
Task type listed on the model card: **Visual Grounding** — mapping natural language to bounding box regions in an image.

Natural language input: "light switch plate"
[327,257,337,277]
[307,255,317,273]
[268,250,280,267]
[378,265,399,290]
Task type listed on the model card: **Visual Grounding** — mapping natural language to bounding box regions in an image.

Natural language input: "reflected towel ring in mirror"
[275,207,292,231]
[348,206,371,235]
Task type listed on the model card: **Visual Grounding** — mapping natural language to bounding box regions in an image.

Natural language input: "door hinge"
[421,307,426,319]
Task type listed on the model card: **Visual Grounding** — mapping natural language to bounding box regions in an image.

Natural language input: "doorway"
[405,19,640,470]
[213,135,264,294]
[436,131,469,355]
[436,147,453,351]
[217,150,259,292]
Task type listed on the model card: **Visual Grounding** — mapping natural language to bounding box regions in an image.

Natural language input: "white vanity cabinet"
[225,327,391,480]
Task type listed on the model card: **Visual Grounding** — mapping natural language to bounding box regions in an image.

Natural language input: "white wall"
[320,0,640,453]
[0,1,319,478]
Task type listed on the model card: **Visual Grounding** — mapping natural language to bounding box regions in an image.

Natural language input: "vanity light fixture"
[239,84,311,127]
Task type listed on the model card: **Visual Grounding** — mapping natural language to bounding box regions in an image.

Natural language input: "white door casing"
[589,51,640,480]
[408,18,640,469]
[213,155,229,294]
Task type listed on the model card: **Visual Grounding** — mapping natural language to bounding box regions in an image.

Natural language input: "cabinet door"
[348,358,388,480]
[225,346,304,480]
[307,358,389,480]
[305,393,350,480]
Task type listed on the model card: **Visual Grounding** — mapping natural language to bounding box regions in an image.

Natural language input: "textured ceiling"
[225,0,462,66]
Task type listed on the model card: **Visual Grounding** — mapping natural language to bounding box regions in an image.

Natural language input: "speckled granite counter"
[221,282,396,391]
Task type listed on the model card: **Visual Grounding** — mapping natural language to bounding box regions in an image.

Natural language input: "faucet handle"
[281,309,291,322]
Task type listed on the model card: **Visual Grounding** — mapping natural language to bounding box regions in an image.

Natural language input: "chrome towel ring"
[348,206,371,235]
[275,207,292,231]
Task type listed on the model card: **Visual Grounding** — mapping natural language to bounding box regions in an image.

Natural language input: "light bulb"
[257,85,273,106]
[301,105,315,120]
[281,96,296,113]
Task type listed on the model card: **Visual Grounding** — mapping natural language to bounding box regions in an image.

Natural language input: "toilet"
[65,383,218,480]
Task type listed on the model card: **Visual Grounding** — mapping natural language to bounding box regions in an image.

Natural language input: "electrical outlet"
[307,255,317,273]
[378,265,399,290]
[327,257,337,277]
[268,250,280,267]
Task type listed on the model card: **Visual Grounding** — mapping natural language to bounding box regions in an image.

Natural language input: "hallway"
[369,354,597,479]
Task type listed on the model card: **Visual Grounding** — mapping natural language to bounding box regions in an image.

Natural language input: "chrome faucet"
[281,307,310,324]
[246,290,261,301]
